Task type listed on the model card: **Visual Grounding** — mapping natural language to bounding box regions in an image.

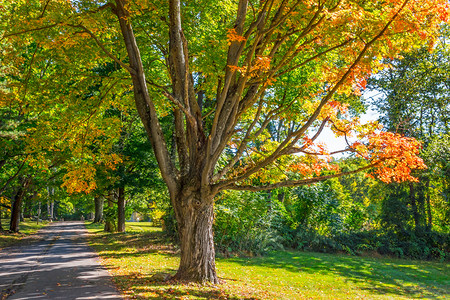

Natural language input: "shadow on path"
[0,222,122,300]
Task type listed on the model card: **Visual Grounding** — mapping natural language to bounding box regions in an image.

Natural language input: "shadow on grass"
[87,226,449,299]
[87,229,179,259]
[223,251,449,299]
[110,273,258,300]
[0,221,48,249]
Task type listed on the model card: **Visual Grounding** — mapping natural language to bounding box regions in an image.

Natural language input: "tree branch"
[115,0,178,194]
[214,1,410,188]
[67,24,135,75]
[223,163,377,191]
[1,23,60,42]
[0,157,28,196]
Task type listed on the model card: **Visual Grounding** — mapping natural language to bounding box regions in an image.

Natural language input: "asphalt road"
[0,222,122,300]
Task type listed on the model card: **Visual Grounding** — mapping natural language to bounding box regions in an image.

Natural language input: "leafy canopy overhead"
[0,0,447,193]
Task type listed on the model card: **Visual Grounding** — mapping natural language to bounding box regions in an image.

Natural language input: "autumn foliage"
[0,0,447,193]
[1,0,448,282]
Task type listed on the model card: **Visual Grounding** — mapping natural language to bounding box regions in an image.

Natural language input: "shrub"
[214,190,285,255]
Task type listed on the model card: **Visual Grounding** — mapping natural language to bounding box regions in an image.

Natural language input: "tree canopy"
[1,0,448,282]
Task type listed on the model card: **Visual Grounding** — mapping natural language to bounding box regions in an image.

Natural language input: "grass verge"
[0,218,49,249]
[85,222,449,300]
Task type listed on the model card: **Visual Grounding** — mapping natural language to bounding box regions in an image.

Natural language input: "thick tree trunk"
[115,0,215,283]
[117,187,125,233]
[172,193,218,283]
[10,177,31,232]
[94,196,104,223]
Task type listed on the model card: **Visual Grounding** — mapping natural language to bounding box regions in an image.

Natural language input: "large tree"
[1,0,447,282]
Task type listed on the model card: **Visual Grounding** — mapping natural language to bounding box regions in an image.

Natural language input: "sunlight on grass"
[126,222,162,233]
[0,219,49,249]
[85,222,449,299]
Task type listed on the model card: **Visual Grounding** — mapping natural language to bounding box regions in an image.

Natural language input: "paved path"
[0,222,122,300]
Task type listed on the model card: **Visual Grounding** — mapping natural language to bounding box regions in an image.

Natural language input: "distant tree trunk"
[172,191,218,283]
[50,198,55,222]
[37,200,41,224]
[267,190,272,210]
[50,191,54,221]
[0,209,3,231]
[117,187,125,233]
[23,196,32,218]
[425,179,432,231]
[104,190,115,232]
[47,198,50,220]
[417,182,427,230]
[277,191,285,203]
[47,187,53,221]
[10,177,31,232]
[409,182,420,231]
[93,196,104,223]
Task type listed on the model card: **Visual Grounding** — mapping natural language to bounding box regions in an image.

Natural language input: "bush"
[214,190,285,256]
[161,187,449,262]
[161,207,178,242]
[287,228,449,261]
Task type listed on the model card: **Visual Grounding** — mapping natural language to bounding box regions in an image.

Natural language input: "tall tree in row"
[1,0,447,282]
[0,41,124,233]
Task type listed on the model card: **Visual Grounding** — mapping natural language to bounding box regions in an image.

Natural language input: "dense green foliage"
[211,182,449,261]
[86,221,450,299]
[366,30,450,234]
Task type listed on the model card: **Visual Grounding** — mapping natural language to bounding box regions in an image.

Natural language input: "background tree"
[423,134,450,232]
[368,27,450,232]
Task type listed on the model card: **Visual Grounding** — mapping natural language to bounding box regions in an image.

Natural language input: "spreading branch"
[224,163,377,192]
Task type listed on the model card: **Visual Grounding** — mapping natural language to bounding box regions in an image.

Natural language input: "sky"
[316,91,381,155]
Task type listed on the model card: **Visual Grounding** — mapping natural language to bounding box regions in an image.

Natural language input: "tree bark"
[94,196,104,223]
[112,0,220,282]
[172,192,218,283]
[117,187,125,232]
[10,177,31,232]
[104,190,115,232]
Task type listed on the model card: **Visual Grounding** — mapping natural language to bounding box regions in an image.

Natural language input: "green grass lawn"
[0,218,49,249]
[85,222,449,299]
